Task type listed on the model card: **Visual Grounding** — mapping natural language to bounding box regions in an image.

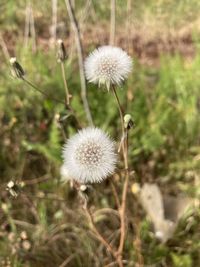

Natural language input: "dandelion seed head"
[62,127,117,184]
[84,46,132,89]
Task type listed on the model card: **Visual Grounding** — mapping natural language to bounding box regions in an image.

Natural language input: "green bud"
[124,114,134,129]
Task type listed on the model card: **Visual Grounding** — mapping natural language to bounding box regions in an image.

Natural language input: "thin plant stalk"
[110,0,116,45]
[84,204,123,267]
[118,128,129,255]
[22,77,82,129]
[65,0,93,126]
[110,179,120,210]
[29,4,37,52]
[22,77,65,105]
[0,35,10,60]
[24,2,30,48]
[51,0,57,44]
[111,84,130,258]
[126,0,131,52]
[24,2,36,52]
[60,62,70,106]
[111,84,125,159]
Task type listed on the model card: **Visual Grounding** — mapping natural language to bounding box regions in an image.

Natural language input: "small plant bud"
[80,185,87,192]
[10,57,25,79]
[20,231,28,240]
[22,240,31,251]
[6,180,21,198]
[131,183,141,195]
[57,39,67,62]
[124,114,134,130]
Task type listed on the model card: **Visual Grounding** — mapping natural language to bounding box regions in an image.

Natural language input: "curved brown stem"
[111,85,130,258]
[84,205,123,267]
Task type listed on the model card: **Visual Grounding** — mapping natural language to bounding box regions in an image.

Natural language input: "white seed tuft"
[84,46,132,89]
[62,127,117,184]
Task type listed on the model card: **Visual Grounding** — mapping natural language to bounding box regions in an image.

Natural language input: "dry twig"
[65,0,93,126]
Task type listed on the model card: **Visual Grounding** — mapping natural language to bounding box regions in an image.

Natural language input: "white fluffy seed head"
[62,127,117,184]
[84,46,132,90]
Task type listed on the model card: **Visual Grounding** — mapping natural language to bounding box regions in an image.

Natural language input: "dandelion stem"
[110,0,116,45]
[110,179,120,210]
[111,84,130,258]
[61,61,70,106]
[22,77,65,105]
[111,84,125,159]
[22,77,82,128]
[118,128,129,255]
[65,0,93,126]
[84,204,123,267]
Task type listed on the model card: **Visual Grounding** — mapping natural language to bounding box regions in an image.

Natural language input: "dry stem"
[22,77,82,129]
[65,0,93,126]
[61,62,70,106]
[84,204,123,267]
[22,78,65,105]
[51,0,57,44]
[110,0,116,45]
[110,179,120,210]
[111,85,130,257]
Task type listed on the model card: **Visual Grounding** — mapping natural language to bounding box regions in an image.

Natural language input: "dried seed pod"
[10,57,25,78]
[57,39,67,62]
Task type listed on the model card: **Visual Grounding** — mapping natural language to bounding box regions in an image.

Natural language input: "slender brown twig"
[51,0,57,44]
[118,129,129,255]
[111,84,130,258]
[84,204,123,267]
[110,0,116,45]
[65,0,93,126]
[111,84,126,161]
[110,179,120,210]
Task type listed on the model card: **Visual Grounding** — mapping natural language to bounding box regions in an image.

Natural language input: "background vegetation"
[0,0,200,266]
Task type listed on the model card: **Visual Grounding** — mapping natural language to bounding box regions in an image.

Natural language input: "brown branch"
[51,0,57,44]
[84,205,123,267]
[110,0,116,45]
[65,0,93,126]
[111,85,130,257]
[110,179,120,210]
[118,128,129,255]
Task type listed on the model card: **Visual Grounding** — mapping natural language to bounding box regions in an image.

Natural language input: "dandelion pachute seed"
[84,46,132,90]
[61,127,117,184]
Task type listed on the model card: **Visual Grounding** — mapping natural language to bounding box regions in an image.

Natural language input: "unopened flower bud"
[80,185,87,192]
[10,57,25,79]
[57,39,67,62]
[6,180,21,198]
[124,114,134,130]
